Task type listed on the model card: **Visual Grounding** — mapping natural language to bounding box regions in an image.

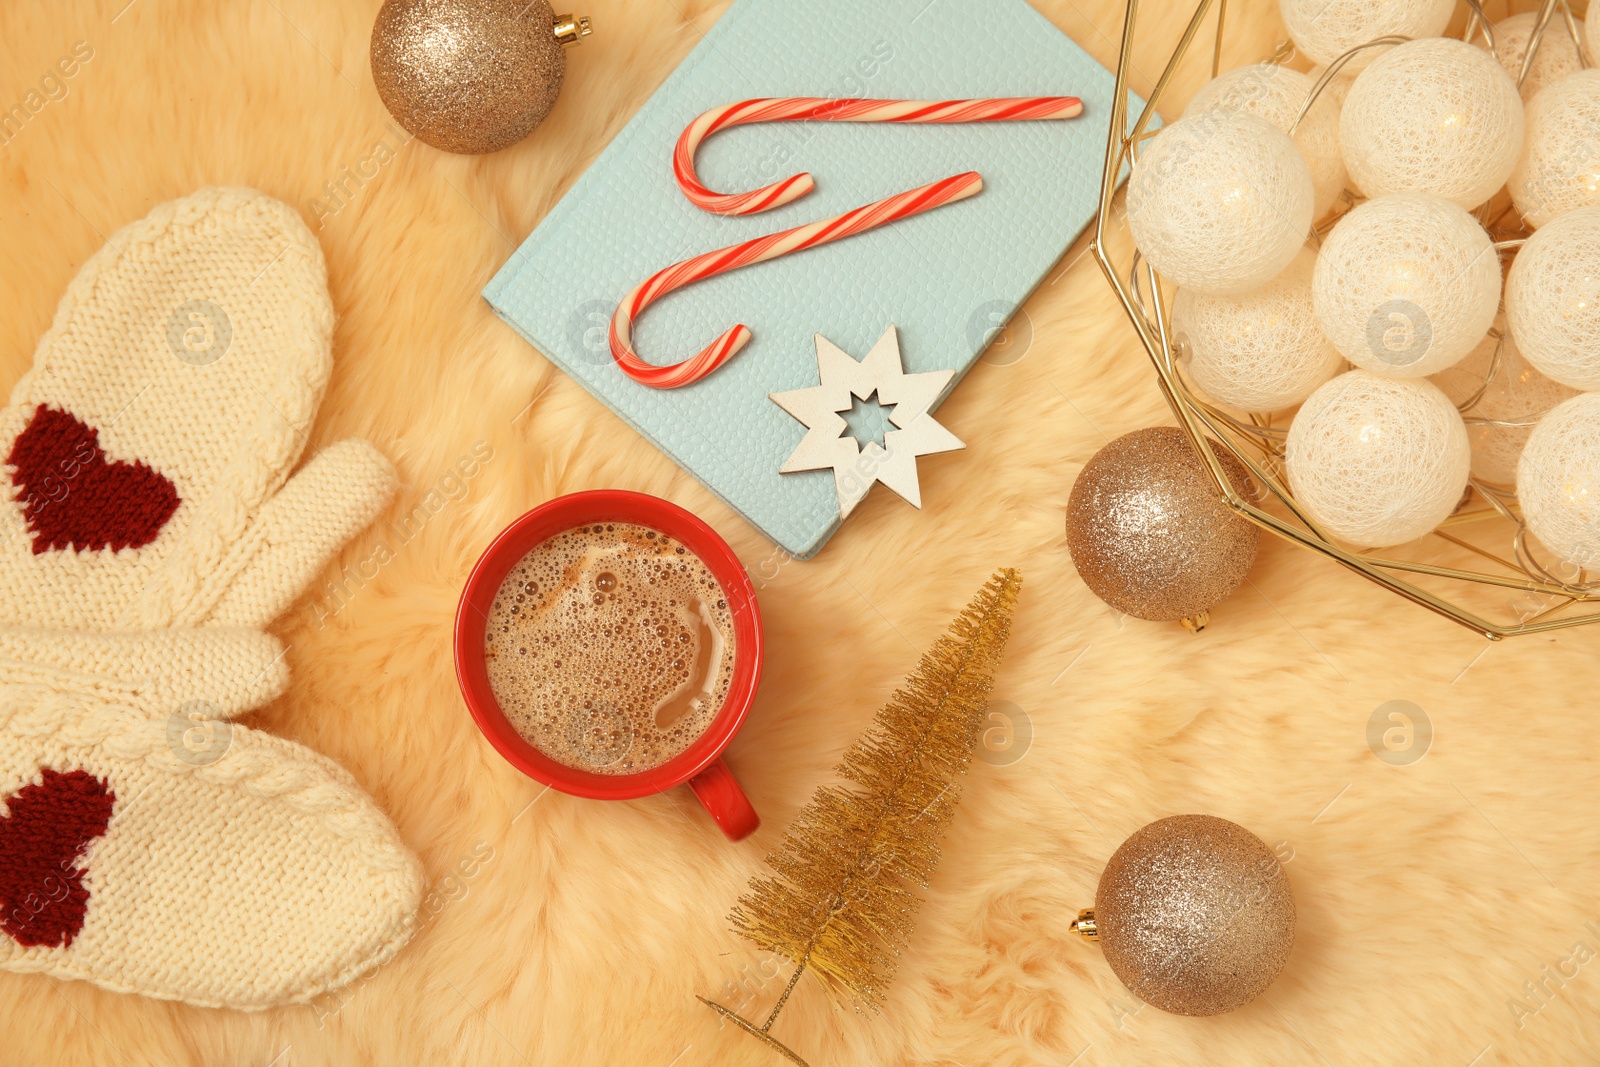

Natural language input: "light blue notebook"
[485,0,1147,558]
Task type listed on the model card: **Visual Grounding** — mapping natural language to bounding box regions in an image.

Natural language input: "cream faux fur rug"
[3,1,1598,1064]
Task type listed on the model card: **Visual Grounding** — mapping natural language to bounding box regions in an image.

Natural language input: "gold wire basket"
[1091,0,1599,639]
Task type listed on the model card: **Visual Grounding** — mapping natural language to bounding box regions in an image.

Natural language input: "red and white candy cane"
[673,96,1083,216]
[612,94,1084,388]
[610,171,983,389]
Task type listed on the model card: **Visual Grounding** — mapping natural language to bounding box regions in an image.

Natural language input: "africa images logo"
[166,300,233,366]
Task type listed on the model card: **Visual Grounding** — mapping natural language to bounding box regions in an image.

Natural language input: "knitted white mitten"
[0,188,422,1009]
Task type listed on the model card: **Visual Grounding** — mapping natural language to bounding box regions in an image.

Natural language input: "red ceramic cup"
[455,490,762,841]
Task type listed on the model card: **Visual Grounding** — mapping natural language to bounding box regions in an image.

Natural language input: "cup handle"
[688,758,759,841]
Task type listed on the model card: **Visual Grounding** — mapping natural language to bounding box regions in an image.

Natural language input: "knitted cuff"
[0,627,288,719]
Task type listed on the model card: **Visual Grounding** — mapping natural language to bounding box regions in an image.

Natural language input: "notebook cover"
[484,0,1149,558]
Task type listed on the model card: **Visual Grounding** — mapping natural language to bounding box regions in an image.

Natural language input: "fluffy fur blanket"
[2,0,1596,1063]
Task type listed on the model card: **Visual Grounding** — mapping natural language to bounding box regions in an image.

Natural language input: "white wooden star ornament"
[770,325,965,520]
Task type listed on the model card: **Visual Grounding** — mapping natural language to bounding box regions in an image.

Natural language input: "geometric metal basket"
[1091,0,1600,637]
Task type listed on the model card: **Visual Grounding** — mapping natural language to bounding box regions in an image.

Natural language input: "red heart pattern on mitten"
[8,406,181,555]
[0,768,115,948]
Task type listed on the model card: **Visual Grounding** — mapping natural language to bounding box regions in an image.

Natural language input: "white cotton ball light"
[1126,110,1314,296]
[1506,206,1600,391]
[1341,37,1525,210]
[1509,70,1600,228]
[1174,246,1344,411]
[1184,64,1348,219]
[1280,0,1454,74]
[1286,370,1470,547]
[1590,13,1599,68]
[1517,393,1600,569]
[1313,193,1501,378]
[1485,12,1588,102]
[1430,329,1577,487]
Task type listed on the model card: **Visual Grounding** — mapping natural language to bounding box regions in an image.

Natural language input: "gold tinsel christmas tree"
[702,568,1023,1066]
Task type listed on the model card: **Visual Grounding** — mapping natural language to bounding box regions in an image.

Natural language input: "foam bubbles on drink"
[483,523,737,775]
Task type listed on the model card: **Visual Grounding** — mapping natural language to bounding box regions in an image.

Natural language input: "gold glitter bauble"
[371,0,574,155]
[1065,427,1259,624]
[1096,815,1295,1016]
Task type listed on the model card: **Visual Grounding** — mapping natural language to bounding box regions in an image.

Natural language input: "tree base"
[697,998,811,1067]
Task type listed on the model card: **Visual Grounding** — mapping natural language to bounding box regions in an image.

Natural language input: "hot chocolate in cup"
[455,491,762,841]
[483,521,737,776]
